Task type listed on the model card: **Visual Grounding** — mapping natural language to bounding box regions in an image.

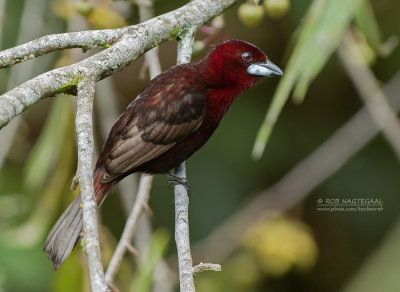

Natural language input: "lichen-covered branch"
[0,28,128,69]
[0,0,240,129]
[192,263,221,275]
[174,162,195,292]
[174,33,196,291]
[0,65,87,129]
[76,78,108,292]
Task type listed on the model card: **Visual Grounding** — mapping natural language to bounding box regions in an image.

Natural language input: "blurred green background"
[0,0,400,291]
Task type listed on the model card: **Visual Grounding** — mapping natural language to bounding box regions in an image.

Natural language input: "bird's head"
[203,39,283,91]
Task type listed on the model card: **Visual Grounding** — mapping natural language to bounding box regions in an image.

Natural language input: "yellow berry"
[74,2,94,17]
[264,0,290,19]
[238,3,265,27]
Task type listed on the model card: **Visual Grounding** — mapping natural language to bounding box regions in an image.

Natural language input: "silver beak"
[247,60,283,77]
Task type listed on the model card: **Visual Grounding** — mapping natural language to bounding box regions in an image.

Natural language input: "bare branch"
[105,175,153,283]
[0,29,128,69]
[0,0,240,129]
[174,31,196,291]
[174,162,195,292]
[194,71,400,262]
[192,263,221,275]
[176,31,195,65]
[137,0,154,22]
[138,0,162,79]
[76,77,108,292]
[0,66,83,128]
[339,30,400,160]
[126,243,139,257]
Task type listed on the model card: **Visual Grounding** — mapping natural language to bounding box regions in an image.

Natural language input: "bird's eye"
[241,52,252,63]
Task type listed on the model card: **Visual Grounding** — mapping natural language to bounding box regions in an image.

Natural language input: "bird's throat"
[206,87,239,122]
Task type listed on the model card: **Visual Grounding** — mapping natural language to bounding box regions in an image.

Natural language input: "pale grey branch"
[174,162,195,292]
[192,263,222,275]
[174,32,196,292]
[0,28,127,69]
[76,77,108,292]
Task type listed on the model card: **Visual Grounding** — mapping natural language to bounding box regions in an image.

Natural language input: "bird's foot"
[167,173,191,195]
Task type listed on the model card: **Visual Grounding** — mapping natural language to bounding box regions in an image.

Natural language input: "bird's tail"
[44,168,115,270]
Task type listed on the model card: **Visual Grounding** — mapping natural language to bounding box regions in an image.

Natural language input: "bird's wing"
[100,90,206,183]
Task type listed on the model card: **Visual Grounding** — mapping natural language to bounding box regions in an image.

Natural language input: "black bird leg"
[167,172,191,195]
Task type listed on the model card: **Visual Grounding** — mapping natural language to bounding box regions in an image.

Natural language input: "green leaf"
[52,250,85,292]
[355,0,382,51]
[129,229,170,292]
[23,97,73,194]
[252,0,363,159]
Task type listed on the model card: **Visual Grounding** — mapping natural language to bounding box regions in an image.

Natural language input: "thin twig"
[105,175,153,283]
[192,263,221,275]
[138,0,162,79]
[76,77,108,292]
[339,30,400,161]
[193,71,400,262]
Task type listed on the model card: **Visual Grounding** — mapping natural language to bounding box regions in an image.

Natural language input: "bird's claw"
[167,174,191,195]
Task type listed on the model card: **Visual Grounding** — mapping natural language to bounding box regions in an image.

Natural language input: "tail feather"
[44,195,83,270]
[44,168,116,269]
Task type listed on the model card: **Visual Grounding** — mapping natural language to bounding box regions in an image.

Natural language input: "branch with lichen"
[174,33,221,292]
[0,29,127,69]
[76,77,108,292]
[0,0,240,129]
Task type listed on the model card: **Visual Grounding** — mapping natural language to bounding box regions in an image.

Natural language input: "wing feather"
[100,90,206,183]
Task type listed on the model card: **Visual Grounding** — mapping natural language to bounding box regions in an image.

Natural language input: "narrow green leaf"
[130,229,170,292]
[23,97,73,194]
[252,0,363,159]
[355,0,382,51]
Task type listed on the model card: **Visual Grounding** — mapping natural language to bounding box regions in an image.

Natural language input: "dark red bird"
[44,39,283,269]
